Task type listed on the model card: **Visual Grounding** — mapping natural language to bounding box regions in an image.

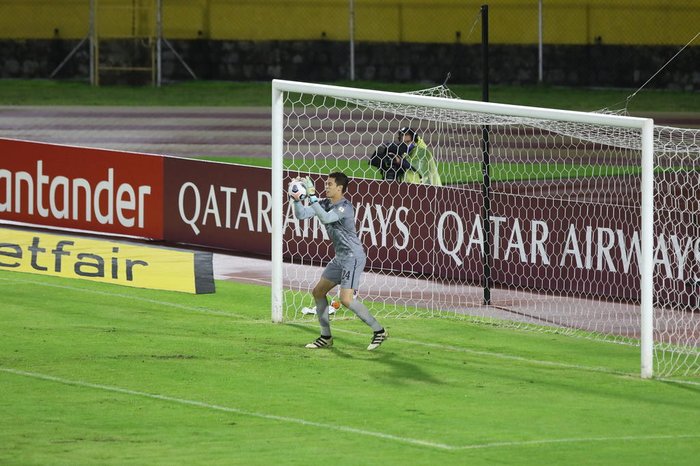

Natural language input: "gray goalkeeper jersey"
[294,197,365,260]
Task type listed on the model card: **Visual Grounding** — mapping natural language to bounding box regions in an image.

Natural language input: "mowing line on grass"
[2,367,697,452]
[0,367,455,451]
[304,323,700,387]
[299,323,631,375]
[5,275,698,386]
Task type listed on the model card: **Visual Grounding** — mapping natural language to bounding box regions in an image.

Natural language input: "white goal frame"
[270,79,655,379]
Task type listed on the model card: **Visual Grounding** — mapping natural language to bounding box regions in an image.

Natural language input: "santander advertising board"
[0,139,164,239]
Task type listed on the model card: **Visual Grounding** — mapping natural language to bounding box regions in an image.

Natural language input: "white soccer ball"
[288,180,307,200]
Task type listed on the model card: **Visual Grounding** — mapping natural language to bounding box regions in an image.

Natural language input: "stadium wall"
[2,39,699,89]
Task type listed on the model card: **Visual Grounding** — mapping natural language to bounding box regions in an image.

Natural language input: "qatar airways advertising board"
[163,158,272,255]
[162,157,699,307]
[0,139,164,238]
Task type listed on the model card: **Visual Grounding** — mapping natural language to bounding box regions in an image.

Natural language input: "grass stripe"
[4,274,699,388]
[1,367,696,453]
[294,323,700,388]
[0,367,456,451]
[0,276,250,319]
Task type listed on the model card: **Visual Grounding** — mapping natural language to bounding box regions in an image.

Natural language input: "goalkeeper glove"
[303,177,318,203]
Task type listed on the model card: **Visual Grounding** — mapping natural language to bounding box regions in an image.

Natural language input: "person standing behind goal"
[398,127,442,186]
[289,172,389,350]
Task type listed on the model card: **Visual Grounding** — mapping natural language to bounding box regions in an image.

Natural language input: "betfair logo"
[0,236,148,281]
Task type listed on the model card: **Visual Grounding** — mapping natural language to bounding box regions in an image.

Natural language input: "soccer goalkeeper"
[289,172,389,350]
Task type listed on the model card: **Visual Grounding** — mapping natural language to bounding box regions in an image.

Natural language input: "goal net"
[271,80,700,379]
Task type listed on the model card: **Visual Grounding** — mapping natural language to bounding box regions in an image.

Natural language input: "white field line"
[655,377,700,387]
[453,434,700,450]
[4,275,699,388]
[1,367,698,452]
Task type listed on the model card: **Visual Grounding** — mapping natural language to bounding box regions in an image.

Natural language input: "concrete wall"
[4,39,698,90]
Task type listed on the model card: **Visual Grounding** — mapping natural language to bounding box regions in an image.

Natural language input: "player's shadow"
[287,323,443,380]
[368,352,443,385]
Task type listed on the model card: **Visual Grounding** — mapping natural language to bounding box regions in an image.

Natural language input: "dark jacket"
[369,142,412,181]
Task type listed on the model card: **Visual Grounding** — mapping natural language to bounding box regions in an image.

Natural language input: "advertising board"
[0,226,214,293]
[0,138,164,238]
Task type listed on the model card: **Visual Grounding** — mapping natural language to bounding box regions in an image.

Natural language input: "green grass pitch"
[1,270,699,465]
[0,80,698,112]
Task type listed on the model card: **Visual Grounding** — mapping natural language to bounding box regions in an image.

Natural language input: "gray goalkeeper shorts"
[322,255,366,290]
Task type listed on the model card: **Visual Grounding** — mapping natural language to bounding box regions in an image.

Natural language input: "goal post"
[271,79,661,378]
[271,82,285,323]
[640,118,655,379]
